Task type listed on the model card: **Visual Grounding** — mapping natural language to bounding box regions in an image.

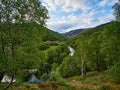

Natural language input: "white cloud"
[46,12,100,32]
[42,0,57,10]
[42,0,91,12]
[97,14,114,23]
[46,16,79,32]
[108,0,119,6]
[99,0,109,7]
[62,0,91,12]
[54,0,64,6]
[41,0,116,33]
[89,9,105,16]
[99,0,119,7]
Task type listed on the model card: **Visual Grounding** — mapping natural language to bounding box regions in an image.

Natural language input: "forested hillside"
[68,21,120,78]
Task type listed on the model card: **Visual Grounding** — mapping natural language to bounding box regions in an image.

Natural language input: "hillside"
[1,22,66,42]
[26,23,67,41]
[68,21,120,47]
[40,26,67,41]
[62,29,86,37]
[67,21,120,80]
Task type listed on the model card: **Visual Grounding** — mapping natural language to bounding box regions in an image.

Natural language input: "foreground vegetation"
[0,82,73,90]
[67,71,120,90]
[0,71,120,90]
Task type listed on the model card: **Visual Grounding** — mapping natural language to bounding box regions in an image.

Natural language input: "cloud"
[42,0,91,12]
[98,0,119,7]
[42,0,57,10]
[46,12,100,32]
[62,0,90,12]
[46,17,79,32]
[108,0,119,6]
[46,7,111,32]
[41,0,116,33]
[97,14,114,23]
[99,0,109,7]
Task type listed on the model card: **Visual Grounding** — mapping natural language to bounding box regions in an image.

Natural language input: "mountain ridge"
[61,28,87,37]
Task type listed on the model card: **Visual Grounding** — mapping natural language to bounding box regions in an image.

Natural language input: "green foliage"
[99,85,111,90]
[40,73,48,81]
[0,0,49,79]
[113,1,120,21]
[38,43,50,50]
[41,28,67,42]
[59,56,81,77]
[109,65,120,83]
[49,67,66,83]
[100,22,120,68]
[36,42,69,78]
[68,21,120,74]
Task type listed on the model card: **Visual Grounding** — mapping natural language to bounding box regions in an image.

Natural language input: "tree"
[59,56,79,77]
[0,0,48,89]
[100,22,120,68]
[77,35,87,76]
[113,0,120,21]
[89,32,104,72]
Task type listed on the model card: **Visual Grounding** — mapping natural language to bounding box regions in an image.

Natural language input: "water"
[68,46,75,56]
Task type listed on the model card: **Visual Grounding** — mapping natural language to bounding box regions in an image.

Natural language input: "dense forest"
[0,0,120,90]
[68,21,120,76]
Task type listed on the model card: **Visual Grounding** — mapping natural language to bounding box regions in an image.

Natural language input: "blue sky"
[41,0,119,33]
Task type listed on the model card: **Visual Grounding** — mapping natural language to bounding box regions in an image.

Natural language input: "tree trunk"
[3,76,14,90]
[0,72,4,83]
[83,54,86,76]
[81,47,84,76]
[3,42,16,90]
[0,36,7,83]
[81,57,84,76]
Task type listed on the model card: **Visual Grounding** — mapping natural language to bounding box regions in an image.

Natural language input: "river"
[68,46,75,56]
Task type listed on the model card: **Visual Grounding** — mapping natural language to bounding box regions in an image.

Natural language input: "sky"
[41,0,119,33]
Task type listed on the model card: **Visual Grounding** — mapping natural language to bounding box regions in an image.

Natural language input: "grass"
[66,71,120,90]
[0,82,73,90]
[0,71,120,90]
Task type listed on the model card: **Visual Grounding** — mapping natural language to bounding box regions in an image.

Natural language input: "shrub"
[40,73,48,81]
[49,68,66,83]
[109,65,120,83]
[99,85,111,90]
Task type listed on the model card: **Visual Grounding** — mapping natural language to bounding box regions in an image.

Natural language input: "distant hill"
[62,29,87,37]
[29,23,67,41]
[1,22,67,42]
[41,27,67,41]
[68,21,120,48]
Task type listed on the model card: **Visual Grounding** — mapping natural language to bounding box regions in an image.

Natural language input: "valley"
[0,0,120,90]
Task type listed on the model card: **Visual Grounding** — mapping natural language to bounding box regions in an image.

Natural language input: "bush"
[49,68,66,83]
[40,73,48,81]
[38,43,49,50]
[109,65,120,83]
[99,85,111,90]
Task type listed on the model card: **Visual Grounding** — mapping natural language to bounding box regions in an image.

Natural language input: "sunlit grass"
[66,71,120,90]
